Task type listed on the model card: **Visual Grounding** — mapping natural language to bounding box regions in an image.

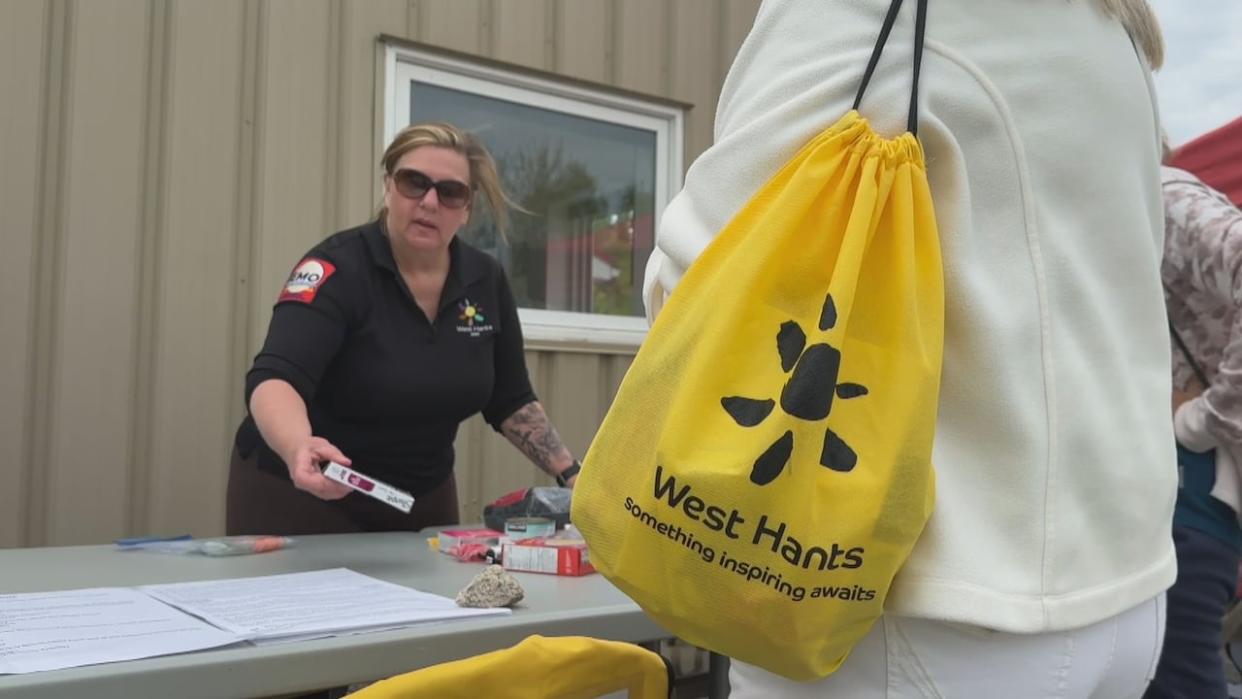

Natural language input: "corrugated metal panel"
[250,0,333,347]
[0,0,759,546]
[491,0,551,70]
[337,1,409,229]
[412,0,485,53]
[0,0,50,548]
[613,0,669,95]
[556,0,609,83]
[47,0,149,544]
[671,0,720,172]
[145,0,248,538]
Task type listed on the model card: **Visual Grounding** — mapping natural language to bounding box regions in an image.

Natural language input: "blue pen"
[115,535,193,547]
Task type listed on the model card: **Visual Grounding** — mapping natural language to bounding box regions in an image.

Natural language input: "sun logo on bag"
[720,292,868,485]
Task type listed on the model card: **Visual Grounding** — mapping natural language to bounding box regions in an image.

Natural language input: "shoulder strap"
[1164,283,1211,388]
[852,0,929,136]
[1169,318,1211,389]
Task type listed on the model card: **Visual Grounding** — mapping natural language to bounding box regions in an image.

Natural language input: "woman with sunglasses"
[225,122,582,535]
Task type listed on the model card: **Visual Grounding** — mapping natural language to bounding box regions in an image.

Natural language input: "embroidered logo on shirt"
[459,301,486,326]
[278,258,336,304]
[456,298,494,337]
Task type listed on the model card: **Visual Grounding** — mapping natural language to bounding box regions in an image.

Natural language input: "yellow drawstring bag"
[573,0,941,681]
[345,635,670,699]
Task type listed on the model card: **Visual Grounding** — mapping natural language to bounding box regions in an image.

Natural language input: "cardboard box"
[502,538,595,577]
[438,528,503,554]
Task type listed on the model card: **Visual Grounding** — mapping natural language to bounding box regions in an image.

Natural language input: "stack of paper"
[140,568,511,645]
[1,568,511,674]
[0,588,241,674]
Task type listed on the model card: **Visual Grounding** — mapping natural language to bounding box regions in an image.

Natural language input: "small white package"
[323,461,414,513]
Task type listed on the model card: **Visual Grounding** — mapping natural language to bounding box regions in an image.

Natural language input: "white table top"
[0,531,668,699]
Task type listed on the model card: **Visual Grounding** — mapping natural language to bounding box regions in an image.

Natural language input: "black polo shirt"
[234,220,537,496]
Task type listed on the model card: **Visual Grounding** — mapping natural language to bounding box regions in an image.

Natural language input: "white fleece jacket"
[645,0,1177,632]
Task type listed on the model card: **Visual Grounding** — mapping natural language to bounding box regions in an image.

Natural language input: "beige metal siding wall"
[0,0,760,548]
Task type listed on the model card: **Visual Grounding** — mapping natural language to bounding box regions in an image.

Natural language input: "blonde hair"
[380,122,519,233]
[1094,0,1164,69]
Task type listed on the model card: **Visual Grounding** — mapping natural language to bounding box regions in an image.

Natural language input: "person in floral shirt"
[1150,161,1242,698]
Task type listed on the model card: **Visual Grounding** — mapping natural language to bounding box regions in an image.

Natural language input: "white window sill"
[518,309,646,355]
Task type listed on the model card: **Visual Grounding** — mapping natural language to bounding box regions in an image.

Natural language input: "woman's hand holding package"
[284,436,353,500]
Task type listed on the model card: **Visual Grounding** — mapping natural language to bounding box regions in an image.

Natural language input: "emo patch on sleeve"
[278,258,337,304]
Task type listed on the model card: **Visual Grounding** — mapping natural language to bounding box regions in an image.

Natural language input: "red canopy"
[1170,115,1242,207]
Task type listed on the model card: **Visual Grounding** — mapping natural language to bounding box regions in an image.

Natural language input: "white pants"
[729,595,1166,698]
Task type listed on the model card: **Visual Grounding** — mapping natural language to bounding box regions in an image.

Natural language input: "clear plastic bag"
[115,535,292,557]
[483,486,573,531]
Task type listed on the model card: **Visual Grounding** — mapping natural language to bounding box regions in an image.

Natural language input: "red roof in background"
[1170,115,1242,207]
[542,214,655,263]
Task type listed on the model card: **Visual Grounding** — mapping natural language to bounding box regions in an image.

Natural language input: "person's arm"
[481,265,579,486]
[249,379,352,499]
[499,401,578,486]
[1167,179,1242,451]
[244,253,354,498]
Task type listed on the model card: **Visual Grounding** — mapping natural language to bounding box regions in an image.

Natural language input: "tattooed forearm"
[500,401,574,477]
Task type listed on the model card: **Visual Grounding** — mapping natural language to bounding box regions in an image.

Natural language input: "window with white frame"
[383,41,684,350]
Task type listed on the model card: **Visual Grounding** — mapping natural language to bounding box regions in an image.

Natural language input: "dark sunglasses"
[391,168,472,209]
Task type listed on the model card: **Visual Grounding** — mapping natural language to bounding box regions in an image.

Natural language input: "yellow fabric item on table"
[346,635,669,699]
